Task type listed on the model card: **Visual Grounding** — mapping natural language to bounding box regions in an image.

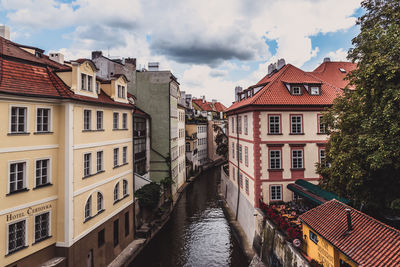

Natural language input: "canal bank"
[127,165,249,267]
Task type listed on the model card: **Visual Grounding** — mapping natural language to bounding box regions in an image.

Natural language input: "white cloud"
[326,48,348,62]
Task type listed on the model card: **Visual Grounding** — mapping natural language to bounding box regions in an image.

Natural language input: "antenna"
[107,46,110,57]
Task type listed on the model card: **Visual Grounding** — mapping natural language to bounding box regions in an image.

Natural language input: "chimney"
[212,99,217,105]
[346,208,353,232]
[49,53,64,64]
[92,51,103,59]
[0,25,10,40]
[202,95,205,103]
[277,58,286,70]
[268,63,274,74]
[323,57,331,63]
[148,62,159,71]
[125,57,136,66]
[235,86,243,102]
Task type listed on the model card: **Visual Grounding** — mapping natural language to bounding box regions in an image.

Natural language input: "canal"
[129,167,249,267]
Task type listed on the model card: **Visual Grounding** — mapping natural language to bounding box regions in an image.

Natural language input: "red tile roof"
[299,200,400,267]
[214,102,227,112]
[193,98,227,112]
[312,61,357,89]
[228,64,345,111]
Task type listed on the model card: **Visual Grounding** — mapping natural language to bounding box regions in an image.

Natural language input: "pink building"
[226,59,356,207]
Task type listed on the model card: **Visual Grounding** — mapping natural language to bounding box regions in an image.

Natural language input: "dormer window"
[118,85,126,98]
[81,74,87,90]
[88,76,92,92]
[292,86,301,95]
[81,74,93,92]
[310,87,320,95]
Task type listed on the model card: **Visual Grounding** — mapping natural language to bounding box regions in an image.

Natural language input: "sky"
[0,0,363,106]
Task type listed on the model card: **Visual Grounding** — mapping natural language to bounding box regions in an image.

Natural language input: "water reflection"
[130,168,248,267]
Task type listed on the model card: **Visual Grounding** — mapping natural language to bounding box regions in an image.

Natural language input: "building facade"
[0,37,142,267]
[176,103,186,194]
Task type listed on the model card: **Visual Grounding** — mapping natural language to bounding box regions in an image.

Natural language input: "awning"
[287,179,350,205]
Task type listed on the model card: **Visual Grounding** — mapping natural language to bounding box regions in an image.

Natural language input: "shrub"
[135,182,161,210]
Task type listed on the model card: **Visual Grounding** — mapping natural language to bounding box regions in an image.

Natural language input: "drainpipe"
[235,113,240,221]
[132,106,137,236]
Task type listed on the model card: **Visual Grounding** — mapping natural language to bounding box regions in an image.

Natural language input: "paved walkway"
[107,238,146,267]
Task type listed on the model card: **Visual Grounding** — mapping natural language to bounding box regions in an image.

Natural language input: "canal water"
[129,167,249,267]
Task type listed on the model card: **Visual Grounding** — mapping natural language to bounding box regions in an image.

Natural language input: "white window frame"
[270,185,282,201]
[113,148,119,167]
[268,115,281,134]
[269,150,281,169]
[84,195,92,221]
[81,73,87,91]
[96,150,104,172]
[83,153,92,177]
[122,146,128,164]
[311,86,320,95]
[83,109,92,131]
[8,160,28,194]
[6,217,28,255]
[114,182,120,203]
[97,192,104,212]
[244,115,248,135]
[33,210,51,243]
[122,113,128,129]
[34,157,52,188]
[292,86,301,95]
[245,146,248,166]
[35,106,52,133]
[318,115,326,134]
[113,112,119,129]
[9,105,29,134]
[96,110,104,130]
[123,179,129,197]
[292,149,303,169]
[290,115,303,134]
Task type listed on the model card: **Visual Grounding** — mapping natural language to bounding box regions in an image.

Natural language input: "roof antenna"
[108,46,110,58]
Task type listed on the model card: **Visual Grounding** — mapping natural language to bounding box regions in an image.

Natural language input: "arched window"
[97,192,104,212]
[114,182,119,203]
[123,180,128,197]
[85,195,92,220]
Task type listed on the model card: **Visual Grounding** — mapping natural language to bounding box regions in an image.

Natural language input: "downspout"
[235,113,240,221]
[132,106,137,236]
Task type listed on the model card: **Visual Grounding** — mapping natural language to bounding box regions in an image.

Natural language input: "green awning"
[287,179,350,205]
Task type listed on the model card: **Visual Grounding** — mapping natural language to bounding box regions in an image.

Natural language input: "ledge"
[33,183,53,190]
[289,143,306,147]
[6,188,29,196]
[317,132,328,135]
[5,245,28,256]
[268,169,283,172]
[113,162,128,169]
[34,131,54,135]
[268,133,282,135]
[7,132,30,136]
[83,170,105,179]
[267,143,284,147]
[32,235,52,245]
[113,128,129,131]
[290,168,305,171]
[289,133,304,135]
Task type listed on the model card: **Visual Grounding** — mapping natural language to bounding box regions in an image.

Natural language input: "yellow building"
[299,200,400,267]
[0,36,139,266]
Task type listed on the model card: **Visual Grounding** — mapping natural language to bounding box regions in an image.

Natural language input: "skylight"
[339,68,346,73]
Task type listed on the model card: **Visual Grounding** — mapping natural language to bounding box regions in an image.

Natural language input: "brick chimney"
[346,208,353,232]
[0,25,10,40]
[92,51,103,59]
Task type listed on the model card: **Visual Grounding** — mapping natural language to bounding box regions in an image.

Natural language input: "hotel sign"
[6,204,52,222]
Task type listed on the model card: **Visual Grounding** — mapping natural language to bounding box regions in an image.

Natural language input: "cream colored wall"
[56,71,72,87]
[177,107,186,191]
[227,162,255,206]
[261,180,318,202]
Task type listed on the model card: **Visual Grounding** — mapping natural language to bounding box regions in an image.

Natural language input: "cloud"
[326,48,348,61]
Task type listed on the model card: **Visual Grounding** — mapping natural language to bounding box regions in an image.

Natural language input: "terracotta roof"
[312,61,357,89]
[299,200,400,267]
[214,102,227,112]
[193,98,227,112]
[228,64,344,111]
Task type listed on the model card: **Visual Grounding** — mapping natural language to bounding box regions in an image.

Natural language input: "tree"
[318,0,400,215]
[213,124,228,159]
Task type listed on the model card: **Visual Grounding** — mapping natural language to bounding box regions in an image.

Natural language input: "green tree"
[213,124,228,159]
[318,0,400,215]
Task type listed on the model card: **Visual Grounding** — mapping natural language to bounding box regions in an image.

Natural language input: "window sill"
[32,235,52,245]
[268,133,282,135]
[8,132,30,136]
[82,129,105,132]
[317,132,328,135]
[113,163,128,169]
[113,128,128,131]
[113,198,121,205]
[7,188,29,196]
[289,133,304,135]
[34,131,53,135]
[290,168,305,171]
[84,208,106,223]
[33,183,53,190]
[5,246,28,256]
[83,170,105,179]
[268,169,283,172]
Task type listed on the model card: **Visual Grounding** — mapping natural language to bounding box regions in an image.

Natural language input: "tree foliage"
[135,182,161,210]
[213,124,228,159]
[318,0,400,214]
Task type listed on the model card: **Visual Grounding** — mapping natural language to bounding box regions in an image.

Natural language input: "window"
[8,220,26,254]
[97,192,104,212]
[36,108,50,132]
[96,151,103,172]
[84,153,91,177]
[320,149,330,167]
[232,143,235,159]
[96,111,103,130]
[239,173,243,188]
[81,74,87,90]
[232,166,235,181]
[114,182,120,202]
[9,162,26,193]
[122,113,128,129]
[239,145,242,162]
[85,196,92,220]
[123,180,128,197]
[186,142,190,152]
[35,159,50,187]
[245,178,249,194]
[318,115,326,133]
[113,148,119,167]
[311,87,320,95]
[83,110,91,130]
[245,146,249,166]
[270,185,282,201]
[118,85,125,98]
[292,149,303,169]
[96,82,100,94]
[292,86,301,95]
[98,229,105,248]
[113,112,119,129]
[113,220,119,246]
[309,230,318,244]
[238,116,242,134]
[88,75,92,91]
[34,212,50,242]
[269,150,281,169]
[122,146,128,164]
[231,117,234,133]
[11,107,27,133]
[290,115,302,134]
[269,115,280,134]
[124,212,129,236]
[244,115,248,135]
